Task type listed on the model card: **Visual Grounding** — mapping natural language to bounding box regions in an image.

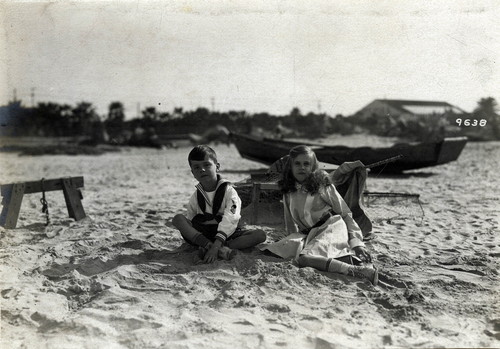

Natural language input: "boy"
[173,145,266,263]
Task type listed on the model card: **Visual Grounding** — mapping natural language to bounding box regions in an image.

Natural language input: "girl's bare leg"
[297,254,378,285]
[297,255,350,273]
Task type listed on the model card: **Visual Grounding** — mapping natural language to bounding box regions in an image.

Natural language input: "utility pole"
[31,88,35,107]
[211,97,215,112]
[383,95,389,117]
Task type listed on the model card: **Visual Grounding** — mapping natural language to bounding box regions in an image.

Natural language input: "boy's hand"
[203,240,222,263]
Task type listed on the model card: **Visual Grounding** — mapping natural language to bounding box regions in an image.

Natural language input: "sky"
[1,0,499,119]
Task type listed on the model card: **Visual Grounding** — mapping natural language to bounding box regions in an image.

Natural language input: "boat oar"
[365,154,403,169]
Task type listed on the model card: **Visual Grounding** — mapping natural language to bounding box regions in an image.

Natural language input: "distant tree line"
[0,101,351,140]
[1,97,498,141]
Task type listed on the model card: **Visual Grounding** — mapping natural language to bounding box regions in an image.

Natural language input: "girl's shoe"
[348,265,379,285]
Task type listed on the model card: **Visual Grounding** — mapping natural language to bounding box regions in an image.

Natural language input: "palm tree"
[72,102,99,136]
[35,102,72,136]
[106,101,126,140]
[474,97,499,139]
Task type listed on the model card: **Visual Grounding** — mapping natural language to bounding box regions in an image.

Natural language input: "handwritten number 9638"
[456,119,487,127]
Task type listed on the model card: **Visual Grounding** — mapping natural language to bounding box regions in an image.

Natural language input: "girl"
[264,145,378,285]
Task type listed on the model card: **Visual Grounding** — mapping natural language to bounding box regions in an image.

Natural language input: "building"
[349,99,469,140]
[353,99,466,121]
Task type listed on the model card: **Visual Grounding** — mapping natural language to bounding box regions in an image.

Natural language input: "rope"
[40,178,50,226]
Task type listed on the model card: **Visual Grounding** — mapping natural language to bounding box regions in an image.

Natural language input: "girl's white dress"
[262,184,365,260]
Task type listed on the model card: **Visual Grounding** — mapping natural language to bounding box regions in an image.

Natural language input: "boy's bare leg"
[226,229,267,250]
[172,214,211,248]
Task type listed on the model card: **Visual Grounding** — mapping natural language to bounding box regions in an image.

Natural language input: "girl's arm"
[322,185,365,249]
[216,186,242,243]
[283,194,299,235]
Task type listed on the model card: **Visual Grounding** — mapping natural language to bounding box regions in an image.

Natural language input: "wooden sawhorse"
[0,176,86,229]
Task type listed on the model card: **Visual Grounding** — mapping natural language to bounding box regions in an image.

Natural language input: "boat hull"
[230,133,468,173]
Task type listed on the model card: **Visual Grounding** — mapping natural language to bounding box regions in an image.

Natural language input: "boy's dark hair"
[188,145,218,166]
[278,145,331,194]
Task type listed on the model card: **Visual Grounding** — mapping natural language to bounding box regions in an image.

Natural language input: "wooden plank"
[0,183,25,228]
[0,176,87,228]
[62,178,86,221]
[259,182,280,190]
[0,185,14,227]
[1,177,84,195]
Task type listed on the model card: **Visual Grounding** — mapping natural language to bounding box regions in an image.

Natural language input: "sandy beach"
[1,138,499,349]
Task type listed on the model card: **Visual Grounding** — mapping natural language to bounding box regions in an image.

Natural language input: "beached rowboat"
[230,132,468,173]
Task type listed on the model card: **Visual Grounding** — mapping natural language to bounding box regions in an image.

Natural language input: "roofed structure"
[354,99,466,120]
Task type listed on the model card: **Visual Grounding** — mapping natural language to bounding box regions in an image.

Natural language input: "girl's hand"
[353,246,372,263]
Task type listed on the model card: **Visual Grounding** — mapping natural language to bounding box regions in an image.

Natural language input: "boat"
[229,132,468,173]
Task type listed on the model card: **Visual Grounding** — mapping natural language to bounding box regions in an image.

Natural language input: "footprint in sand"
[30,312,66,332]
[113,316,163,331]
[1,288,20,300]
[298,315,323,332]
[484,318,500,340]
[264,303,291,313]
[2,309,33,327]
[112,239,153,250]
[377,272,411,289]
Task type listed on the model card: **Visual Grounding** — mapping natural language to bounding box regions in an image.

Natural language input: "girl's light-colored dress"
[262,183,365,260]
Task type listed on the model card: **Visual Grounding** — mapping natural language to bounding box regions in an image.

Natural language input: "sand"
[0,139,499,349]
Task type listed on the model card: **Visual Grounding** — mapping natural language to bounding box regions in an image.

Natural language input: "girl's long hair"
[278,145,331,194]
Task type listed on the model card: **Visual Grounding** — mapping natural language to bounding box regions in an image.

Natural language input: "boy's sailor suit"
[186,176,241,244]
